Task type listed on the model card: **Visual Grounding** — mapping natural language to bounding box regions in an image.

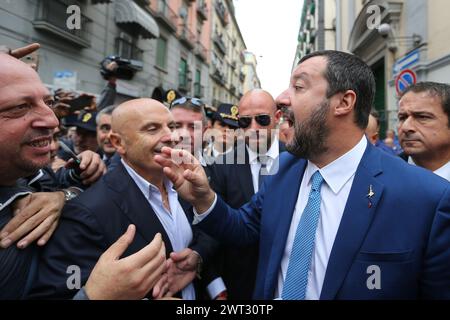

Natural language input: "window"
[197,20,202,38]
[179,58,188,89]
[156,37,167,69]
[194,69,201,97]
[115,32,143,61]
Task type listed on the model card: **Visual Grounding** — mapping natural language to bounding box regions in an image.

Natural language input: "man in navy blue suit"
[155,50,450,300]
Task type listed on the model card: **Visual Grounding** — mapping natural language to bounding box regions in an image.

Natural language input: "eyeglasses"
[238,114,271,128]
[170,97,205,109]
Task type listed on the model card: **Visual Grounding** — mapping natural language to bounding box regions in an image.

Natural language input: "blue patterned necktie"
[258,155,270,189]
[282,170,324,300]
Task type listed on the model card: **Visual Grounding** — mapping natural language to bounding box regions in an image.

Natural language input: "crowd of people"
[0,43,449,300]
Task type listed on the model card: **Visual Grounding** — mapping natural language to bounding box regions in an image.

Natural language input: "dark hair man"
[398,82,450,181]
[155,50,450,300]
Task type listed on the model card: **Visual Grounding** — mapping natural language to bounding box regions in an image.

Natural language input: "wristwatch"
[61,189,78,201]
[191,250,203,279]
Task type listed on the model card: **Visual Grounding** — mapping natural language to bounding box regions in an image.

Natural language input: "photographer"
[97,59,118,111]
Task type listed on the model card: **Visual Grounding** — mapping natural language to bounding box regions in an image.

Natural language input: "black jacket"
[206,141,286,299]
[30,161,219,299]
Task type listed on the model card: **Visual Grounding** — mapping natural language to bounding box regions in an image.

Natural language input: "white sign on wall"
[53,70,77,91]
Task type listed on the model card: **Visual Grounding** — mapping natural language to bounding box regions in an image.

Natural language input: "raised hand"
[154,147,215,213]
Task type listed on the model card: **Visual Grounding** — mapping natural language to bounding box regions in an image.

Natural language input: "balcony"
[229,84,236,95]
[197,0,208,21]
[135,0,151,6]
[213,34,226,55]
[151,0,179,32]
[212,67,226,86]
[33,0,91,48]
[194,82,204,98]
[215,1,229,26]
[195,41,208,62]
[239,71,245,82]
[179,24,196,49]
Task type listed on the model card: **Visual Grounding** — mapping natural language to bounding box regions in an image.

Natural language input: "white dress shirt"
[408,157,450,182]
[122,160,196,300]
[275,136,367,299]
[247,137,280,193]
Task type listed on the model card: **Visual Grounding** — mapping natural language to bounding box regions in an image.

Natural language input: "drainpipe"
[336,0,341,50]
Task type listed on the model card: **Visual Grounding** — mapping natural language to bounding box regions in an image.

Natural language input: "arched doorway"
[348,0,403,134]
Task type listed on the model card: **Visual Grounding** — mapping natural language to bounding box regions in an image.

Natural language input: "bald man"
[206,89,286,299]
[32,99,222,299]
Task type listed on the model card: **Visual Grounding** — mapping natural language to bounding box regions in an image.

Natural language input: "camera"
[100,55,143,80]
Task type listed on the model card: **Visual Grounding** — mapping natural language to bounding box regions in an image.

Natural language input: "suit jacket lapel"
[320,144,384,299]
[264,158,307,298]
[104,162,174,253]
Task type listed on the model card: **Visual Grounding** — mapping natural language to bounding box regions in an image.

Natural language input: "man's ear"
[109,132,125,156]
[334,90,356,116]
[274,109,282,125]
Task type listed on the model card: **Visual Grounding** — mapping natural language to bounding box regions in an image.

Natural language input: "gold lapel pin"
[367,185,375,208]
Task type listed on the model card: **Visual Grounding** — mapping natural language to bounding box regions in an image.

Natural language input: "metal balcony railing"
[197,0,208,21]
[212,67,226,86]
[179,24,196,48]
[195,41,208,61]
[239,71,245,82]
[215,1,228,25]
[214,34,226,55]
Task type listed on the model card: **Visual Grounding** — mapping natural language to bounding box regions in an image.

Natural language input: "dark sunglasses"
[170,97,204,109]
[238,114,271,128]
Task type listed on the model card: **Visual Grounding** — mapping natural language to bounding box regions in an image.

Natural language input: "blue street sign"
[393,49,420,76]
[395,69,417,95]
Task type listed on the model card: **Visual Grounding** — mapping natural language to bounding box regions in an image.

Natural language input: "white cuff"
[207,277,226,299]
[192,193,217,225]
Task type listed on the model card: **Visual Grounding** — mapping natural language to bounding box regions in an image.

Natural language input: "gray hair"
[96,105,115,123]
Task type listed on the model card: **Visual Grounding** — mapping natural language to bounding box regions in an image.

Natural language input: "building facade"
[293,0,336,67]
[0,0,256,106]
[209,0,247,106]
[242,50,261,94]
[293,0,450,135]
